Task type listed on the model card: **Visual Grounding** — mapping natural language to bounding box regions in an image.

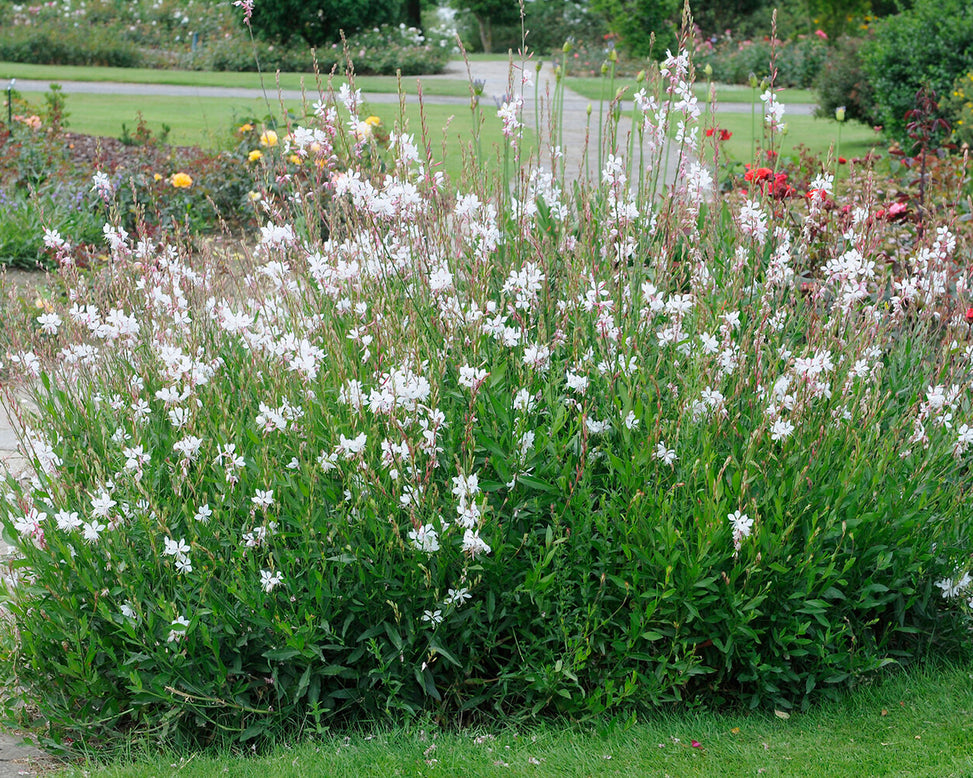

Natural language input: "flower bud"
[562,40,572,54]
[636,70,646,83]
[704,63,713,78]
[835,105,846,122]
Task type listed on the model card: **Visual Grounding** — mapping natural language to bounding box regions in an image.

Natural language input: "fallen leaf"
[691,740,702,749]
[881,709,888,716]
[730,727,741,735]
[774,710,790,720]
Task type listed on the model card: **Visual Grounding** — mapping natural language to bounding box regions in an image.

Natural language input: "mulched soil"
[60,131,212,172]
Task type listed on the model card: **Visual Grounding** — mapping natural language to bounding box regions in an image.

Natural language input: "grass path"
[60,661,973,776]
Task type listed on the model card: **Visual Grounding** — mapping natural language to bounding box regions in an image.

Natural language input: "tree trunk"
[476,15,493,53]
[405,0,422,30]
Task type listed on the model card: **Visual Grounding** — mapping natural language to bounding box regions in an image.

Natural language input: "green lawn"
[0,62,475,98]
[564,76,817,105]
[699,112,881,165]
[13,91,524,182]
[59,661,973,777]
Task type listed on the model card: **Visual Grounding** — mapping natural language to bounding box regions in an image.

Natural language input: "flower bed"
[0,50,971,750]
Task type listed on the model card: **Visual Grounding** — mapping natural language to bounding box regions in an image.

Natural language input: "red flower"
[744,166,773,182]
[705,128,715,137]
[838,157,847,164]
[720,129,732,141]
[965,307,973,324]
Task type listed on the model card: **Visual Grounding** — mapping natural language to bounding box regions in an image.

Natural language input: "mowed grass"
[62,661,973,777]
[700,112,882,165]
[564,76,817,104]
[16,91,525,182]
[0,61,476,98]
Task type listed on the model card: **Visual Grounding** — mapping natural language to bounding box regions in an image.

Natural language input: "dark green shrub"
[861,0,973,145]
[590,0,679,59]
[184,36,313,73]
[0,24,147,68]
[249,0,404,48]
[815,36,879,126]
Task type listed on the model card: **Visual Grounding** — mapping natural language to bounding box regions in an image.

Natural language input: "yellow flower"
[239,123,253,133]
[260,129,278,147]
[170,172,193,189]
[153,173,163,182]
[248,149,263,162]
[364,115,382,127]
[246,191,262,202]
[288,154,302,165]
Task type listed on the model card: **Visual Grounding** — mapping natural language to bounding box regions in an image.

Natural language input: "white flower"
[585,417,610,435]
[565,370,589,395]
[623,411,640,430]
[167,615,190,643]
[163,537,191,558]
[409,523,441,554]
[173,435,203,461]
[770,418,795,442]
[728,510,754,551]
[194,504,212,523]
[444,587,472,608]
[36,312,62,334]
[451,472,480,501]
[260,569,284,593]
[422,609,444,626]
[522,343,551,371]
[462,528,491,558]
[82,519,106,543]
[513,388,536,412]
[336,433,367,459]
[458,365,489,390]
[654,441,677,466]
[55,510,82,531]
[91,171,113,197]
[252,489,275,509]
[90,490,116,518]
[936,573,972,599]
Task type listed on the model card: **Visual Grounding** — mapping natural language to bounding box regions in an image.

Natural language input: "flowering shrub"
[0,0,235,67]
[1,49,972,750]
[0,1,449,75]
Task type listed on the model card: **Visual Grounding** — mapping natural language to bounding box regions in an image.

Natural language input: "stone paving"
[0,409,45,774]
